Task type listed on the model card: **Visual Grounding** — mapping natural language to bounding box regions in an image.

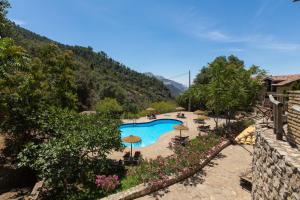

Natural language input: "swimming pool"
[120,119,183,148]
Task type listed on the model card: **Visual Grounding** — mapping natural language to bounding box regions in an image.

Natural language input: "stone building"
[252,91,300,200]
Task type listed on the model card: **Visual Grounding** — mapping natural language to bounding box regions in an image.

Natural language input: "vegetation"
[178,55,265,127]
[3,22,172,111]
[120,134,222,190]
[150,101,177,114]
[18,107,123,197]
[96,98,123,118]
[0,1,262,199]
[0,2,125,198]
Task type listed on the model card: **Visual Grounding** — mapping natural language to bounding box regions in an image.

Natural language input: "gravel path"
[138,145,253,200]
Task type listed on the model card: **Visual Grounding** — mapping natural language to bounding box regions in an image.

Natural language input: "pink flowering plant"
[123,134,223,189]
[95,175,120,193]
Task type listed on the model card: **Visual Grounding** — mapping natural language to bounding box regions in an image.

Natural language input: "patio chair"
[123,152,131,165]
[172,136,189,146]
[133,151,142,165]
[194,119,205,124]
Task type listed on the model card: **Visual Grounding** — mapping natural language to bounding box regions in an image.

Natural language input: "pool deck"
[109,112,226,160]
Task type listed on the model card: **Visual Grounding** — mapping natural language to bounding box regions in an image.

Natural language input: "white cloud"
[11,19,26,26]
[215,48,245,53]
[169,4,300,52]
[203,30,230,41]
[255,41,300,51]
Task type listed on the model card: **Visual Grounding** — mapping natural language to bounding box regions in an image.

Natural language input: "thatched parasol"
[174,124,189,137]
[194,110,206,115]
[122,135,141,157]
[146,107,156,112]
[196,115,209,121]
[176,107,185,111]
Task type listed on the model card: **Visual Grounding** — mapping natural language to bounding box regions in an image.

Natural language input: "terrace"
[110,111,226,160]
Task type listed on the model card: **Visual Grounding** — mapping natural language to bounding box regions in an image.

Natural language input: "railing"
[264,93,289,112]
[269,95,284,140]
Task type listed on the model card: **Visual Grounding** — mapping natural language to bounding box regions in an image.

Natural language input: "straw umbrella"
[194,110,206,115]
[176,107,185,114]
[174,124,189,137]
[146,107,155,112]
[196,115,209,121]
[122,135,141,158]
[176,107,185,111]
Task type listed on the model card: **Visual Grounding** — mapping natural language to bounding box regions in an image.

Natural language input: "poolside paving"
[138,144,252,200]
[109,112,226,160]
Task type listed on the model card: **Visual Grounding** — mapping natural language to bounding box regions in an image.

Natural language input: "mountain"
[4,23,172,111]
[144,73,187,97]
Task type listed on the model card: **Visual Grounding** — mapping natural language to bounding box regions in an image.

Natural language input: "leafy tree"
[178,55,264,128]
[0,0,10,37]
[96,98,123,118]
[206,56,264,126]
[194,66,212,85]
[34,44,78,109]
[0,37,40,140]
[0,39,78,136]
[18,107,123,191]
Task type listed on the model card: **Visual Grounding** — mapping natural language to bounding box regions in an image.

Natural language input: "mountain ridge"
[144,72,187,97]
[5,23,172,111]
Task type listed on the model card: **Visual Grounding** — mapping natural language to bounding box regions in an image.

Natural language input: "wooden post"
[269,95,283,140]
[277,103,283,140]
[188,70,191,112]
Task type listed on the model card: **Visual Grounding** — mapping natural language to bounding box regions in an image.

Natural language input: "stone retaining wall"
[252,127,300,200]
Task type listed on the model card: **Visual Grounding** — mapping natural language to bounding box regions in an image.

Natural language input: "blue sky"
[7,0,300,85]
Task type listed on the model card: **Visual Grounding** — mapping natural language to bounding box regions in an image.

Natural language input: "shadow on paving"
[148,153,227,200]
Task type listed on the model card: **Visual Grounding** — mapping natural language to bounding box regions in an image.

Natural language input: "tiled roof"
[264,74,300,86]
[268,74,300,81]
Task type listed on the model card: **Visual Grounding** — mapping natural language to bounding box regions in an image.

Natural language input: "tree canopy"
[177,55,265,126]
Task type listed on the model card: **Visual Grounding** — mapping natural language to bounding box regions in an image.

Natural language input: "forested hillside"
[2,23,172,111]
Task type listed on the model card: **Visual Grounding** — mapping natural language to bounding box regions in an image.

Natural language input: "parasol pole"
[130,143,133,158]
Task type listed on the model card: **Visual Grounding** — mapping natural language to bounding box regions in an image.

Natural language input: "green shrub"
[119,175,140,191]
[150,101,177,114]
[96,98,123,118]
[18,107,123,193]
[122,134,221,187]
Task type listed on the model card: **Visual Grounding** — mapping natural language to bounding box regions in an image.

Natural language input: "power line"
[166,72,189,80]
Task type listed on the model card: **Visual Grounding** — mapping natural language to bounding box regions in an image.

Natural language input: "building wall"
[287,91,300,148]
[252,128,300,200]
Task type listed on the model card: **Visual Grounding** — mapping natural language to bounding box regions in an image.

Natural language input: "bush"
[95,175,120,193]
[150,101,177,114]
[96,98,123,118]
[18,107,123,193]
[122,134,222,187]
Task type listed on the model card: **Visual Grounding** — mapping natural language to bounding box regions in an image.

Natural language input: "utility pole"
[188,70,191,112]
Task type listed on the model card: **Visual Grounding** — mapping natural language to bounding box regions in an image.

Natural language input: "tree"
[178,55,264,128]
[0,0,10,37]
[206,56,264,127]
[96,98,123,118]
[18,107,123,191]
[35,43,78,109]
[0,38,40,139]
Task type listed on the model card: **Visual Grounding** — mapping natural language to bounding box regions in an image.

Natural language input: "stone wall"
[288,91,300,148]
[252,127,300,200]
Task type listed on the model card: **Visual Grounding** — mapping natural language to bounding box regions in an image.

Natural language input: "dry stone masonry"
[252,127,300,200]
[287,91,300,148]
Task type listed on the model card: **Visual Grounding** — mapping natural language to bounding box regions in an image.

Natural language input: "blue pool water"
[120,119,183,148]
